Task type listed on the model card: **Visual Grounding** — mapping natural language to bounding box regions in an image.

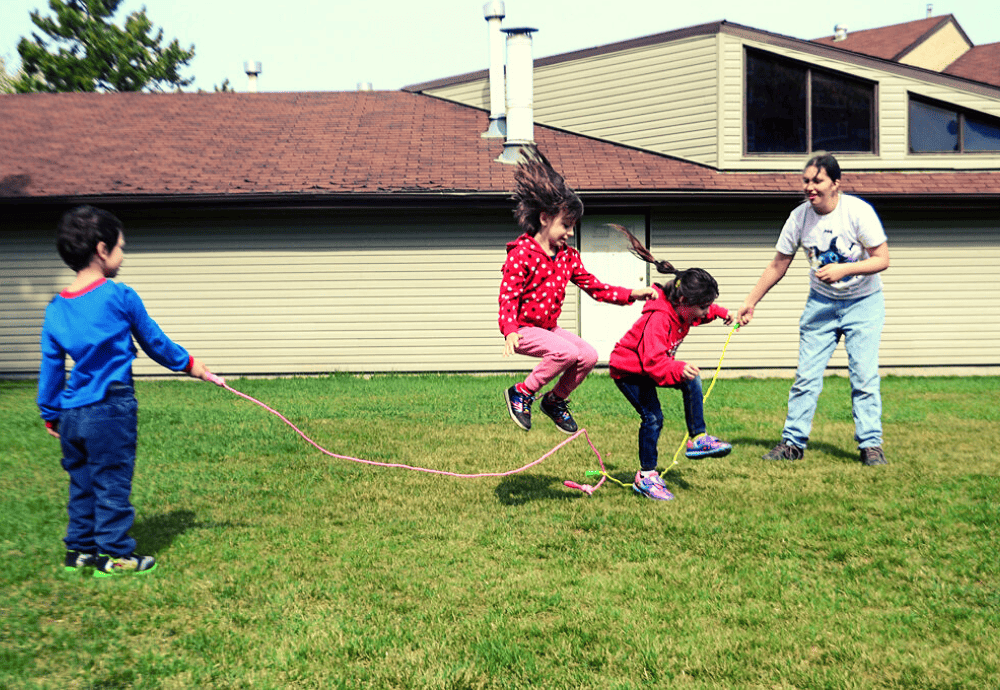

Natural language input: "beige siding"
[899,23,972,72]
[645,210,1000,373]
[1,211,548,378]
[428,31,1000,173]
[428,35,722,166]
[5,208,997,379]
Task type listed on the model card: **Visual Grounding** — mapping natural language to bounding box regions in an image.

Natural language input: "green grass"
[2,373,998,689]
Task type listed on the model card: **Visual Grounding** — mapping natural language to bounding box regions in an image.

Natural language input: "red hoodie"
[609,284,729,386]
[498,233,635,336]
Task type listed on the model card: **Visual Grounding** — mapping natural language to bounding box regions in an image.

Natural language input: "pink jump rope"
[203,324,738,496]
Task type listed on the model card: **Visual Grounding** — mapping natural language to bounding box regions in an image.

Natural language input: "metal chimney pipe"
[833,24,848,42]
[482,1,507,138]
[497,27,537,164]
[926,3,933,18]
[244,61,262,92]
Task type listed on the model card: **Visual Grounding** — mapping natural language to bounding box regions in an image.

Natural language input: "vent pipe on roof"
[244,61,262,92]
[833,24,848,41]
[482,1,507,138]
[357,82,373,91]
[497,27,537,164]
[926,3,933,18]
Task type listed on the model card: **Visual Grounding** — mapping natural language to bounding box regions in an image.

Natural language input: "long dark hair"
[610,224,719,306]
[512,145,584,236]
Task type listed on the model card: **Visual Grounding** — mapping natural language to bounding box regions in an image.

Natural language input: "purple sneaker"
[686,434,732,458]
[633,471,675,501]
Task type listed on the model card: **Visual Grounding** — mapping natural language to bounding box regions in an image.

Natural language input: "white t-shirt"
[776,194,888,300]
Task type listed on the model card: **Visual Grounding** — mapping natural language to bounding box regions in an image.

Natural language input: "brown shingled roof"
[1,91,997,203]
[943,43,1000,88]
[812,15,963,61]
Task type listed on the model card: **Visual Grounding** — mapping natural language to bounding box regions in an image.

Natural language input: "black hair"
[804,152,842,182]
[610,224,719,306]
[56,205,123,272]
[512,145,584,236]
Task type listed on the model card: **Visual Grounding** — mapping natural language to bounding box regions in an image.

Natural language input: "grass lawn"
[2,373,998,689]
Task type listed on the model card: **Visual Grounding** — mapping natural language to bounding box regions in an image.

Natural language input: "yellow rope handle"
[664,324,740,471]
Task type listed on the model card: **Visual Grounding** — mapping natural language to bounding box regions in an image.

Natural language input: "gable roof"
[943,43,1000,87]
[811,15,969,61]
[2,91,998,206]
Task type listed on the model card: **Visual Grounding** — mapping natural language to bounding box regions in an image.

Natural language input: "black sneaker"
[860,446,887,466]
[94,553,157,578]
[762,441,804,461]
[64,550,97,573]
[504,385,534,431]
[540,392,578,434]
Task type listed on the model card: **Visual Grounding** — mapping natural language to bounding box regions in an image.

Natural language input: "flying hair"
[512,145,584,235]
[609,224,719,306]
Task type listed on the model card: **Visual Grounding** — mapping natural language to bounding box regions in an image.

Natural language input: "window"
[909,95,1000,153]
[745,49,875,155]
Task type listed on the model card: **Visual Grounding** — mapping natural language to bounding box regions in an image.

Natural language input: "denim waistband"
[106,381,134,394]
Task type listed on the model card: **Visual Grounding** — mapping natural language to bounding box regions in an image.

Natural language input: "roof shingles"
[1,91,997,201]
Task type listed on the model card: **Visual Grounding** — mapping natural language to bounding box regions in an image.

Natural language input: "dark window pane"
[812,71,873,152]
[747,52,806,153]
[964,113,1000,152]
[909,99,958,152]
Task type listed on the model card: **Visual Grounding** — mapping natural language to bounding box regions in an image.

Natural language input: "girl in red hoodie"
[500,148,655,434]
[609,244,734,501]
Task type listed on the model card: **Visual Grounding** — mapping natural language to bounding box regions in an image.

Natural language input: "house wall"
[427,34,723,167]
[0,208,557,378]
[422,31,1000,172]
[898,22,972,72]
[724,35,1000,170]
[3,203,997,379]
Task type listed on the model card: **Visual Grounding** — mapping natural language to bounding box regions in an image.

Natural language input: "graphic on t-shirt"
[807,235,858,271]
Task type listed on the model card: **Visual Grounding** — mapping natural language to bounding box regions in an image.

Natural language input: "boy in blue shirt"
[38,205,214,577]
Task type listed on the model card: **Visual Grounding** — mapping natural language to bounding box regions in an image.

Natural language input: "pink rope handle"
[204,373,609,487]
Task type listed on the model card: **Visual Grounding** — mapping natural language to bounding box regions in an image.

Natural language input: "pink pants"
[515,326,599,399]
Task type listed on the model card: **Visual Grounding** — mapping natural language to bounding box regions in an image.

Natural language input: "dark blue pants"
[58,384,138,557]
[614,374,706,472]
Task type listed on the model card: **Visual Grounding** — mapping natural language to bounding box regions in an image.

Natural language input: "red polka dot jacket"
[498,233,636,337]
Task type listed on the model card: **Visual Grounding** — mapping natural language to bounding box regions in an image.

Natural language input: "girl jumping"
[499,147,655,433]
[608,227,734,501]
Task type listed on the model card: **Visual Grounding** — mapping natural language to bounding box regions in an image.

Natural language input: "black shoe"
[64,550,97,573]
[540,392,578,434]
[94,553,157,578]
[762,441,804,461]
[860,446,887,466]
[504,386,533,431]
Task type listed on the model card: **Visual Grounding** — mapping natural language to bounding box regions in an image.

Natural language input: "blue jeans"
[783,290,884,450]
[58,384,139,557]
[614,374,706,472]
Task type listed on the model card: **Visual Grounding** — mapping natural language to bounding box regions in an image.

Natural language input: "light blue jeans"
[783,290,884,450]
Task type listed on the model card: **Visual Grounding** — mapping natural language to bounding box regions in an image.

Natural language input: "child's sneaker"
[504,385,534,431]
[633,471,675,501]
[94,553,157,578]
[539,392,578,434]
[686,434,732,458]
[63,550,97,573]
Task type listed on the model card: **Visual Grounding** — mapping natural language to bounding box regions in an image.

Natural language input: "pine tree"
[15,0,195,92]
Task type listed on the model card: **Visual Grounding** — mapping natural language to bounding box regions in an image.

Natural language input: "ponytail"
[609,224,719,306]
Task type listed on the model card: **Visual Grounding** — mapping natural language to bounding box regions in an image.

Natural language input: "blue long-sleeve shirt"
[37,278,192,422]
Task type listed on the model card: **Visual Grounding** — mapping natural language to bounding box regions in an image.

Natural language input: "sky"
[1,0,997,93]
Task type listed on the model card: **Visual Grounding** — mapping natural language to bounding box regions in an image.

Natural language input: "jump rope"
[202,323,740,497]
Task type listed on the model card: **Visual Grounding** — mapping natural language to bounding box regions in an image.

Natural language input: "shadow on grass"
[732,437,861,463]
[132,509,252,553]
[495,473,587,505]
